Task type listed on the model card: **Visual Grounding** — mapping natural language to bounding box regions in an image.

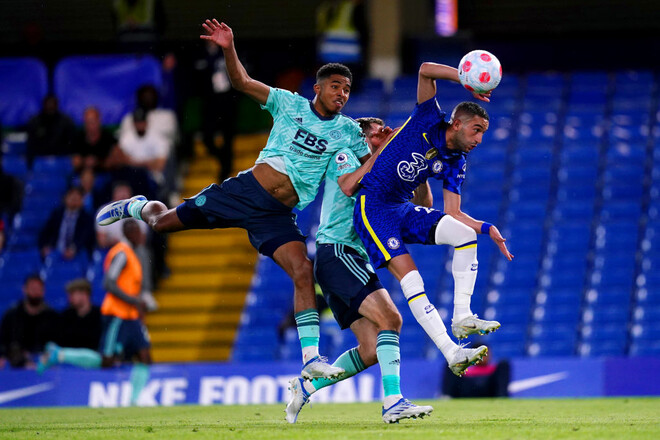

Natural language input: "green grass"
[1,398,659,439]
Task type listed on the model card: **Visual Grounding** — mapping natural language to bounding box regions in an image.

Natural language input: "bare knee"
[386,310,403,333]
[374,308,403,333]
[145,204,183,233]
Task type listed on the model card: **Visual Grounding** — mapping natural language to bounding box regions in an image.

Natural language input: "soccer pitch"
[1,398,659,439]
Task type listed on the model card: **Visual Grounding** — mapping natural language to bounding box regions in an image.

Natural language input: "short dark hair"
[66,278,92,295]
[451,101,490,123]
[66,185,85,197]
[316,63,353,84]
[355,117,384,136]
[24,273,43,286]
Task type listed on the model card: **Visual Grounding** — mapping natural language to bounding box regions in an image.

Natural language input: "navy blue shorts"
[314,243,383,329]
[353,192,445,268]
[176,171,306,257]
[99,315,151,359]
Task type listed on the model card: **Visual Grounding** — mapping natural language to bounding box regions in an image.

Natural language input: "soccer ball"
[457,50,502,94]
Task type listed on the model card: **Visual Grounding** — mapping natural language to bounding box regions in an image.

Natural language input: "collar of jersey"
[423,124,465,160]
[308,100,338,121]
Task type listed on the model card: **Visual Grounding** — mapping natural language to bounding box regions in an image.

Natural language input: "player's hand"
[472,90,492,103]
[200,19,233,48]
[489,225,514,261]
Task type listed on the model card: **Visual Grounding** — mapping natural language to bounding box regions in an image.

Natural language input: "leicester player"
[95,19,370,379]
[352,62,514,373]
[286,118,433,424]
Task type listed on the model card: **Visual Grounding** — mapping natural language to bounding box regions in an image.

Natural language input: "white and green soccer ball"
[458,50,502,94]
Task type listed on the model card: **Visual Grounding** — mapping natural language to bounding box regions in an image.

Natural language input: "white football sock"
[400,270,457,358]
[434,215,478,321]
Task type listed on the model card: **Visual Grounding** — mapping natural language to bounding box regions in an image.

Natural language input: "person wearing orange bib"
[39,220,152,406]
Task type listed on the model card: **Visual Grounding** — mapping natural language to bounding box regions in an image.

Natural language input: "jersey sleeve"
[348,127,370,159]
[442,157,467,195]
[331,150,360,178]
[413,98,446,125]
[260,87,296,116]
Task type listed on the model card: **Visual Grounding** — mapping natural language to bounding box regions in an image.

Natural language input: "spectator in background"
[0,274,58,368]
[39,220,153,406]
[71,107,124,173]
[118,108,169,188]
[76,166,98,214]
[191,40,239,182]
[26,95,76,168]
[38,186,96,260]
[442,343,511,398]
[95,181,157,311]
[56,279,102,350]
[119,85,178,150]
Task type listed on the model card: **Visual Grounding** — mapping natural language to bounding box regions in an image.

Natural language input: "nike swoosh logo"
[508,372,569,394]
[422,133,430,144]
[0,383,55,404]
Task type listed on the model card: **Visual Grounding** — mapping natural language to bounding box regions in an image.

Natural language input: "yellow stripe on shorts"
[360,195,391,261]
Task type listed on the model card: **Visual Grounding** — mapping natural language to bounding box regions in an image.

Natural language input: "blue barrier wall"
[0,357,658,407]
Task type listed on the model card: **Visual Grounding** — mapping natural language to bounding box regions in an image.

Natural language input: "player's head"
[447,101,490,154]
[313,63,352,116]
[23,273,45,307]
[64,186,85,211]
[356,117,392,153]
[65,278,92,310]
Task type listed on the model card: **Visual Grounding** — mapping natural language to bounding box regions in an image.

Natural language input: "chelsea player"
[96,19,370,380]
[352,62,514,371]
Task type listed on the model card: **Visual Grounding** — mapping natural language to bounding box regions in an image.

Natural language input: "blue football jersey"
[360,98,467,203]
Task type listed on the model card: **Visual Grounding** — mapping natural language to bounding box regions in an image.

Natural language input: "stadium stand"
[1,58,658,363]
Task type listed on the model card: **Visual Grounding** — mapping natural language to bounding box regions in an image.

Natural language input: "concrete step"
[155,290,248,308]
[168,230,251,251]
[151,345,232,362]
[166,251,256,269]
[158,270,254,291]
[146,310,241,327]
[149,327,236,344]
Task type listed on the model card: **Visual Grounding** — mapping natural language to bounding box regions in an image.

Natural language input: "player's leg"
[37,342,102,373]
[352,196,477,373]
[96,194,187,233]
[432,215,500,338]
[271,241,343,379]
[356,290,434,423]
[387,255,487,376]
[286,244,380,423]
[127,321,152,406]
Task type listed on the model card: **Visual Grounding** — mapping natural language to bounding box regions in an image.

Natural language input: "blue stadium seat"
[528,340,575,356]
[1,155,28,179]
[0,57,48,127]
[54,55,162,125]
[32,156,73,176]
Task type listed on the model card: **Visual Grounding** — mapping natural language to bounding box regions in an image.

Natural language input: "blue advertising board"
[0,357,657,407]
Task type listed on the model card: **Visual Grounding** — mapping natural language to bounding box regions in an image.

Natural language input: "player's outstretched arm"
[443,189,513,261]
[200,19,270,105]
[418,62,491,104]
[338,152,377,197]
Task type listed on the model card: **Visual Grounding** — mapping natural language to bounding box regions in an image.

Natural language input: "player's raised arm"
[418,62,492,104]
[443,188,513,261]
[200,19,270,105]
